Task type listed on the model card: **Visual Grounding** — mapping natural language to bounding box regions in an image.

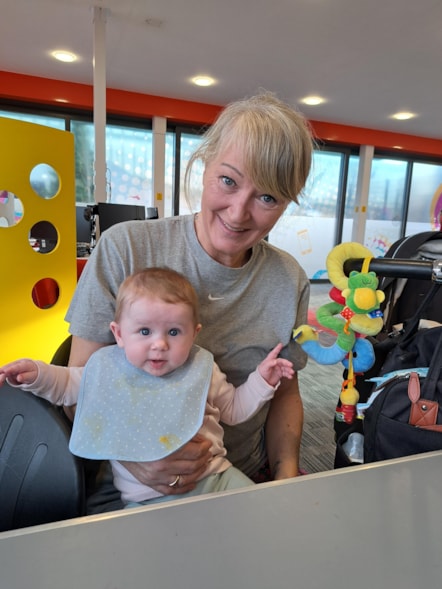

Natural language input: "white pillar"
[152,116,167,218]
[93,6,108,205]
[351,145,374,244]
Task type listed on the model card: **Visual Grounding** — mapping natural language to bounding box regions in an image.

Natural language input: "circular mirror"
[32,277,60,309]
[0,190,24,227]
[30,163,60,199]
[29,220,58,254]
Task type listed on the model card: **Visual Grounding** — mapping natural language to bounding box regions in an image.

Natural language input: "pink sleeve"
[209,363,277,426]
[16,361,83,406]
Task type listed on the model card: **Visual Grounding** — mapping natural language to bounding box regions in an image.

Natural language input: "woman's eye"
[169,328,179,336]
[221,175,235,187]
[261,194,277,205]
[140,328,150,336]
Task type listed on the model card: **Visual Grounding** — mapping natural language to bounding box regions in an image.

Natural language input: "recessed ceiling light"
[392,111,416,120]
[300,95,325,106]
[51,50,78,63]
[191,76,215,87]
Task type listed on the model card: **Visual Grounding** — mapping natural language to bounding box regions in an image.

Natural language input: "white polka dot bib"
[69,344,213,461]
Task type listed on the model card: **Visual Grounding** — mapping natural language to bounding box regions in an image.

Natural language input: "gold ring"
[168,475,181,488]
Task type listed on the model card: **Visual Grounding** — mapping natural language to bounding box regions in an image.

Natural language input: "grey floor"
[298,282,343,474]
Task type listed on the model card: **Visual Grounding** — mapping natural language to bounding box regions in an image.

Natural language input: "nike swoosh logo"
[208,294,224,301]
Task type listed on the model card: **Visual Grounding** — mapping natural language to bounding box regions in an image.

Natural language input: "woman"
[66,91,313,509]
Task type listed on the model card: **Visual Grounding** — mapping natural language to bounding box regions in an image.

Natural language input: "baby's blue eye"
[140,328,150,336]
[169,328,179,336]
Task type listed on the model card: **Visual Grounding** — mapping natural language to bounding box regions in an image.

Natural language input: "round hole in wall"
[28,220,58,254]
[30,163,60,199]
[31,277,60,309]
[0,190,24,227]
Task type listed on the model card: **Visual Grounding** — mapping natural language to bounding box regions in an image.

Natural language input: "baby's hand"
[258,343,295,387]
[0,359,39,387]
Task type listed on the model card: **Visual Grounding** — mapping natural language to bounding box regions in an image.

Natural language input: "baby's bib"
[69,345,213,461]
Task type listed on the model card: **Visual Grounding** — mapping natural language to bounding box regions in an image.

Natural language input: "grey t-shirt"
[66,214,309,475]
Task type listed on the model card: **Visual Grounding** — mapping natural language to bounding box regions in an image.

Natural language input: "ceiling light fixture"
[191,76,215,87]
[300,95,325,106]
[51,50,78,63]
[392,111,416,120]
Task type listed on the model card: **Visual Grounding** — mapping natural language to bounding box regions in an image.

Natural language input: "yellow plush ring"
[326,242,374,291]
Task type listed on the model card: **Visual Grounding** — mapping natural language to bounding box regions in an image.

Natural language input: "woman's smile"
[218,215,247,233]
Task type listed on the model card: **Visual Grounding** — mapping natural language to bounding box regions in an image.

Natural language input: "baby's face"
[111,296,201,376]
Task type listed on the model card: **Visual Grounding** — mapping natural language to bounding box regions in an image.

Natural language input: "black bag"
[363,324,442,462]
[334,283,442,467]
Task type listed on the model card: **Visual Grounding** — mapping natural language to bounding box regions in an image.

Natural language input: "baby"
[0,267,294,506]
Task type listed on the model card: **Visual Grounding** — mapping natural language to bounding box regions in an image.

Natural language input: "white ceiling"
[1,0,442,140]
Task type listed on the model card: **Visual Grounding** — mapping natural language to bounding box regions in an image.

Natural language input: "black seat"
[0,382,86,532]
[51,334,72,366]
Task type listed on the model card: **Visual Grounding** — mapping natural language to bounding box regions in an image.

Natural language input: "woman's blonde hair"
[185,91,314,205]
[114,267,200,325]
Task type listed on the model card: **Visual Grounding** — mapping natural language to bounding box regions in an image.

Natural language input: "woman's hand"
[120,434,213,495]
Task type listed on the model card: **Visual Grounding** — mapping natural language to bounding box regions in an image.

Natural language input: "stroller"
[378,231,442,334]
[333,231,442,467]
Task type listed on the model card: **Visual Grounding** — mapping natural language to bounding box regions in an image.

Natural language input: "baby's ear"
[194,323,203,338]
[110,321,124,347]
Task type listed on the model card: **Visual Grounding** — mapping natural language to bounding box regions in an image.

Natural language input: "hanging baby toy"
[293,242,385,424]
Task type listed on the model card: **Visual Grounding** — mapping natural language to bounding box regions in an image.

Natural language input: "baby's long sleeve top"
[13,358,277,503]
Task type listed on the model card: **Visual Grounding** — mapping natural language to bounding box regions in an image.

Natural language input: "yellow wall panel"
[0,117,77,363]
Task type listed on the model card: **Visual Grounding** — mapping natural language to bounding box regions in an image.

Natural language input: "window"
[164,131,175,217]
[363,158,409,254]
[406,162,442,234]
[341,155,360,242]
[2,103,442,277]
[167,128,204,217]
[0,110,65,130]
[71,120,153,206]
[269,150,347,279]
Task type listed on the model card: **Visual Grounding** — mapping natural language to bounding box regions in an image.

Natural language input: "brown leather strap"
[408,371,440,429]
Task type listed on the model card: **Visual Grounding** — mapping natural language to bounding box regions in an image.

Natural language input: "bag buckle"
[408,372,441,429]
[431,260,442,283]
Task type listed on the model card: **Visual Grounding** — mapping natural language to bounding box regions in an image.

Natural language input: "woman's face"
[196,143,288,267]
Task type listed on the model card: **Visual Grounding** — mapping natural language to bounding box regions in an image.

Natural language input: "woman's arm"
[264,373,304,480]
[68,335,106,368]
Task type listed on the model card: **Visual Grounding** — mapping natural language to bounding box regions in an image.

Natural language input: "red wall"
[1,70,442,158]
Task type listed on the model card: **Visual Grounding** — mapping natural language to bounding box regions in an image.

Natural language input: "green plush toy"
[292,243,385,424]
